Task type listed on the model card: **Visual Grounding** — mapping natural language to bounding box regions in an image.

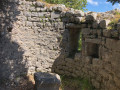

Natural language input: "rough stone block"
[25,21,33,27]
[29,7,36,12]
[82,28,91,35]
[74,10,85,17]
[28,17,40,22]
[84,56,92,64]
[66,11,74,17]
[36,1,45,7]
[85,13,97,21]
[85,38,101,44]
[75,17,84,23]
[74,53,82,61]
[97,29,102,36]
[106,38,120,51]
[117,23,120,32]
[31,12,39,17]
[34,72,61,90]
[40,7,47,12]
[91,79,100,89]
[92,58,100,66]
[103,29,111,38]
[24,11,31,17]
[99,19,110,29]
[51,12,60,19]
[111,30,119,38]
[92,21,99,29]
[58,22,64,29]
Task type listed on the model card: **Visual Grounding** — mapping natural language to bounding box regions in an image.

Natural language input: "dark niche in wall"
[86,43,99,58]
[7,27,13,32]
[68,28,81,58]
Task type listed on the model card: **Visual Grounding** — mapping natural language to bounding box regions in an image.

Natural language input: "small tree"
[107,0,120,5]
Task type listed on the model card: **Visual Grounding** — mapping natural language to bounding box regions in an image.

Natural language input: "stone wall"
[0,0,120,89]
[53,15,120,90]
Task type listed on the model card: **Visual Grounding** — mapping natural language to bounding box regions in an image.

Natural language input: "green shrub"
[107,19,118,30]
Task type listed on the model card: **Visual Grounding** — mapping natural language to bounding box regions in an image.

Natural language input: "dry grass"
[114,14,120,21]
[36,0,69,11]
[37,0,56,7]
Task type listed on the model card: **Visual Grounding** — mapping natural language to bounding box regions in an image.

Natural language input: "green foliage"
[43,0,87,11]
[115,11,120,15]
[107,0,120,5]
[60,75,94,90]
[78,33,82,51]
[107,19,118,30]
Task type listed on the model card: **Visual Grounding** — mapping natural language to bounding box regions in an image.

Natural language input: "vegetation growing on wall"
[107,11,120,30]
[38,0,87,11]
[60,75,94,90]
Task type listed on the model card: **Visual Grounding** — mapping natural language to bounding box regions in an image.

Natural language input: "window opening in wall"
[78,32,82,52]
[87,43,99,58]
[68,28,82,58]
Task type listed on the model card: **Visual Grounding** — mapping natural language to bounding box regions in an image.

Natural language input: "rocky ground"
[0,75,35,90]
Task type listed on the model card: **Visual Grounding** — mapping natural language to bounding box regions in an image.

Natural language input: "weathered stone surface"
[51,12,60,19]
[86,13,97,21]
[103,29,111,37]
[75,17,84,23]
[117,23,120,32]
[106,38,120,51]
[92,21,99,29]
[1,0,120,90]
[85,38,102,44]
[74,10,85,17]
[82,28,91,35]
[36,1,45,7]
[99,19,110,29]
[34,72,61,90]
[66,10,74,17]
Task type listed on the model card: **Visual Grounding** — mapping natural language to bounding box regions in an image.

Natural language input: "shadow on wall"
[0,0,34,89]
[51,26,81,74]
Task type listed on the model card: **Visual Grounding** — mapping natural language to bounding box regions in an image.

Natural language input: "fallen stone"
[34,72,61,90]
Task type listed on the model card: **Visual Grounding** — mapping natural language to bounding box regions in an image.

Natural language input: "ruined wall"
[1,0,120,90]
[53,15,120,90]
[0,0,68,86]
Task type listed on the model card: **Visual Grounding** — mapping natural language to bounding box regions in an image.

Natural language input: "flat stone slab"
[34,72,61,90]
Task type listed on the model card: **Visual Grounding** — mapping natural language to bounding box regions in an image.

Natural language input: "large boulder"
[34,72,61,90]
[85,13,97,21]
[99,19,110,29]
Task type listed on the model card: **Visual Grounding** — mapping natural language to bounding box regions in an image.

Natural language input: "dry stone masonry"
[0,0,120,90]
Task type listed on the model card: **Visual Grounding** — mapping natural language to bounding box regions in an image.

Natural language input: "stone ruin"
[0,0,120,90]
